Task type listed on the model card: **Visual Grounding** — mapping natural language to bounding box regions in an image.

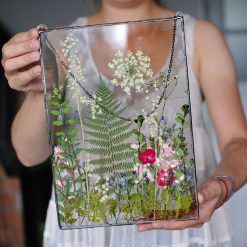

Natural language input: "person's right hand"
[1,27,43,92]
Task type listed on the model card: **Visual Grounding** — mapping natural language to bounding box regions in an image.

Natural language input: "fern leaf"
[84,78,135,177]
[85,130,109,140]
[111,123,132,137]
[84,147,111,156]
[86,139,110,148]
[83,121,108,133]
[112,151,136,162]
[109,119,127,129]
[111,131,133,145]
[90,158,113,166]
[111,143,131,153]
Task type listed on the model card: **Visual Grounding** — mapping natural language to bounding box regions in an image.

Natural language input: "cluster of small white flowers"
[108,50,153,95]
[141,99,160,138]
[61,33,86,83]
[61,33,77,56]
[85,162,94,174]
[95,180,110,202]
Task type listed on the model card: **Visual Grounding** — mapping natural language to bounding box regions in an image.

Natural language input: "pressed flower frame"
[40,13,199,229]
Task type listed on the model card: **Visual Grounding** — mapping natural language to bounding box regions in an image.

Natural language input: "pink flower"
[60,170,71,178]
[57,157,66,166]
[147,173,155,183]
[134,166,143,174]
[170,159,180,168]
[57,178,66,188]
[163,143,174,157]
[54,146,64,155]
[161,159,167,168]
[139,148,156,164]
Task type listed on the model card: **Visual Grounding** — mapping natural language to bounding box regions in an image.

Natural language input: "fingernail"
[36,24,48,32]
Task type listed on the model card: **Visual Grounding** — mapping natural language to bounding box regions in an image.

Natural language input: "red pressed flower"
[157,170,167,187]
[170,177,175,184]
[157,169,175,187]
[139,148,156,164]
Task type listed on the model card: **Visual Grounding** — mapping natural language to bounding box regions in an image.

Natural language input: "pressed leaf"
[68,128,77,136]
[84,79,135,177]
[55,131,65,137]
[51,110,60,116]
[176,115,183,124]
[53,120,63,126]
[50,99,60,106]
[63,106,72,114]
[66,119,76,125]
[182,122,188,129]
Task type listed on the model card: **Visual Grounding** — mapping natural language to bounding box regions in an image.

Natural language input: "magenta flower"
[157,168,175,187]
[139,148,156,165]
[157,170,167,187]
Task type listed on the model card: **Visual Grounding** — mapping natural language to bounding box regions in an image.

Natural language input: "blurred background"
[0,0,246,246]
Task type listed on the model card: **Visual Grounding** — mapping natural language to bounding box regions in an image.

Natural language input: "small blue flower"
[186,172,192,180]
[108,176,115,186]
[121,177,127,187]
[120,172,127,187]
[120,172,126,177]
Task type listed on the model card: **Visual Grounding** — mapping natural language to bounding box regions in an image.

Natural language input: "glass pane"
[224,0,247,30]
[40,15,199,229]
[226,34,247,81]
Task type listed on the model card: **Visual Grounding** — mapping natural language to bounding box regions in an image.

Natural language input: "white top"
[43,14,232,247]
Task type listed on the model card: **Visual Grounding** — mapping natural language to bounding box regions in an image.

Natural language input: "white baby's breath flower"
[108,49,154,94]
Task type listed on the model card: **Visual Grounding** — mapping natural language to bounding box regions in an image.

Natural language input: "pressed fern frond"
[84,78,135,177]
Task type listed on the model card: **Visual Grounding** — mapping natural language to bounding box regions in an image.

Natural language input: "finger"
[10,28,39,44]
[138,219,199,232]
[2,39,40,60]
[27,80,44,91]
[4,51,40,73]
[36,24,48,32]
[8,65,41,90]
[192,223,204,228]
[137,223,157,232]
[198,180,221,204]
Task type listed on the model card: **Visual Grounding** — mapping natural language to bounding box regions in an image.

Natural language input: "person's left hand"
[137,178,226,232]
